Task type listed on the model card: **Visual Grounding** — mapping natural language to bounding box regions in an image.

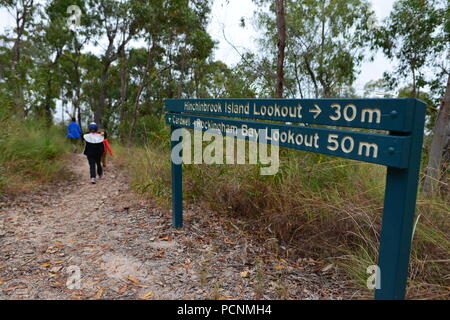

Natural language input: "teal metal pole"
[171,125,183,228]
[375,99,426,300]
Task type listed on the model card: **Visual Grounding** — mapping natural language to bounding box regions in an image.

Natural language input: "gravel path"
[0,153,349,300]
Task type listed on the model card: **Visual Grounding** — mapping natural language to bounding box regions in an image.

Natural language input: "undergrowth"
[114,116,449,300]
[0,108,70,196]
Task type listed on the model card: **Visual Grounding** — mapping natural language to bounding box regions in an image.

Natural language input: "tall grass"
[0,109,70,196]
[115,117,449,299]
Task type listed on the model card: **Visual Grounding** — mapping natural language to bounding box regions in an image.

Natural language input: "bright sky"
[0,0,396,95]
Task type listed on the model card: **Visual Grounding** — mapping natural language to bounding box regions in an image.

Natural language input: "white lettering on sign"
[358,142,379,158]
[341,136,355,153]
[344,104,357,121]
[328,104,382,124]
[330,104,341,121]
[169,116,382,161]
[185,102,222,113]
[225,102,250,115]
[361,108,382,124]
[252,103,302,119]
[326,134,379,159]
[266,128,319,149]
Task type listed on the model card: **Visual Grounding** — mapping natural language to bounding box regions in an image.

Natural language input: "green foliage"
[374,0,448,100]
[253,0,375,98]
[0,109,70,195]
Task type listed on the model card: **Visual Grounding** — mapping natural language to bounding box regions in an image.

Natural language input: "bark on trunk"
[95,63,110,127]
[275,0,286,98]
[423,74,450,197]
[118,46,129,142]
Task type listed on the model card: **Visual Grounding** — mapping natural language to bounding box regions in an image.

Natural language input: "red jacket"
[103,139,113,156]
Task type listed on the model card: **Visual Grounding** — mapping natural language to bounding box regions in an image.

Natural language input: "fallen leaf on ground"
[159,236,172,241]
[4,285,27,291]
[182,263,192,269]
[88,280,101,286]
[71,292,83,300]
[93,287,104,299]
[139,291,153,300]
[321,264,334,273]
[117,284,128,294]
[152,249,165,258]
[223,238,236,245]
[219,295,237,300]
[274,264,285,270]
[240,271,249,278]
[127,277,140,285]
[50,266,63,273]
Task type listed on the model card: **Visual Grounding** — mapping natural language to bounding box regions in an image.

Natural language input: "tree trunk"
[127,44,156,149]
[95,62,110,127]
[304,56,319,98]
[10,1,34,117]
[275,0,286,98]
[43,50,62,125]
[119,46,129,143]
[423,73,450,197]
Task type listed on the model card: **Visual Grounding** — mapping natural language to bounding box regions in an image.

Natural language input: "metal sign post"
[164,98,426,300]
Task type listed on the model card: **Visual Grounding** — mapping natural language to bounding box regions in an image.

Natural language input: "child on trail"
[83,123,105,184]
[100,130,113,169]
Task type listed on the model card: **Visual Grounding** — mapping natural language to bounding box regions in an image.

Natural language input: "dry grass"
[114,124,449,300]
[0,115,71,196]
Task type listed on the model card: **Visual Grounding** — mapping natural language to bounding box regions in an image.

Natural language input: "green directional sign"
[165,98,416,132]
[164,98,426,301]
[166,113,411,168]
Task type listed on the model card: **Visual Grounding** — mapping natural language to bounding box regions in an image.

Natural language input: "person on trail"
[67,117,82,152]
[99,130,113,169]
[83,123,105,184]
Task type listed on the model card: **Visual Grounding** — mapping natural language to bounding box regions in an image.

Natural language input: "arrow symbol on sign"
[309,104,322,119]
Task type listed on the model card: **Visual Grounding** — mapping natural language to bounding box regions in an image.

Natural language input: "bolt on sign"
[164,98,426,300]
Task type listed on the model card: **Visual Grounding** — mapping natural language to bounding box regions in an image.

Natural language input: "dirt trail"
[0,153,348,300]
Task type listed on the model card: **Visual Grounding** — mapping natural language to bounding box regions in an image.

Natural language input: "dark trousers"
[87,155,103,178]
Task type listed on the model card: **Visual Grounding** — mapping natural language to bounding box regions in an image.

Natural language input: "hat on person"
[88,123,98,131]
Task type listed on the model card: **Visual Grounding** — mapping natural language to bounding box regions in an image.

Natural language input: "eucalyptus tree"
[123,0,214,145]
[87,0,139,128]
[53,0,94,127]
[0,0,36,116]
[254,0,375,98]
[375,0,448,98]
[375,0,449,196]
[29,1,74,123]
